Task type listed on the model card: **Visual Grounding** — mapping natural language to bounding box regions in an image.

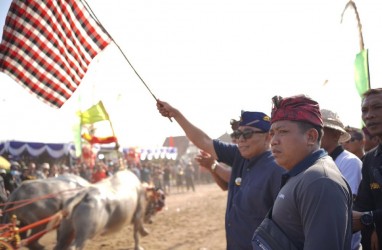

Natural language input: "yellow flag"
[79,101,110,124]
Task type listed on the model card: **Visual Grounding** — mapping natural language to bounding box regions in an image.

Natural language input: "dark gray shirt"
[272,154,352,249]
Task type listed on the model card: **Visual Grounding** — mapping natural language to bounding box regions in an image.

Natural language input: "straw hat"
[41,163,50,170]
[321,109,351,143]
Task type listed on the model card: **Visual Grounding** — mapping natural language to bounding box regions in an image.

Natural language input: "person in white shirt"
[321,109,362,250]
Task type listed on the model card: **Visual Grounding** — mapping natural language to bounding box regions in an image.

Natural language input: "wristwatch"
[360,211,374,227]
[211,162,218,172]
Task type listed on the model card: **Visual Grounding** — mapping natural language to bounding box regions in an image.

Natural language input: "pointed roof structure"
[162,136,190,160]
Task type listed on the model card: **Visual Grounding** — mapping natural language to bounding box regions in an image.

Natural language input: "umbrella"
[0,156,10,170]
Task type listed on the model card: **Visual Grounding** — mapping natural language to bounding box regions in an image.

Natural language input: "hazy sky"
[1,0,382,149]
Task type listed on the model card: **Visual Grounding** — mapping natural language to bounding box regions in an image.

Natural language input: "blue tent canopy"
[0,140,75,159]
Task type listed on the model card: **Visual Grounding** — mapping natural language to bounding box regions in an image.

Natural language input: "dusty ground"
[36,183,227,250]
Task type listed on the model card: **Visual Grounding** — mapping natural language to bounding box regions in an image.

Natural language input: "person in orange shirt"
[91,163,107,183]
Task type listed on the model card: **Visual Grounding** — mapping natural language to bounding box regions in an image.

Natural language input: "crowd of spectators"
[0,156,211,201]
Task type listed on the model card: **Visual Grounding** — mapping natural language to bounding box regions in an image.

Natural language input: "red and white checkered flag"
[0,0,111,108]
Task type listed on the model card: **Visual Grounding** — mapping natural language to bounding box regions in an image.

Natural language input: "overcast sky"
[1,0,382,149]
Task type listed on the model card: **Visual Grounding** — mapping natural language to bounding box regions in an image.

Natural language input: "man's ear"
[307,128,318,145]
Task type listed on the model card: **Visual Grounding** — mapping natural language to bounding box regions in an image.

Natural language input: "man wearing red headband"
[157,100,284,250]
[253,95,352,249]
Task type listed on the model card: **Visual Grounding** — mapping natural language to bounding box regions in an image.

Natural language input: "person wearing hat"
[253,95,352,249]
[353,88,382,250]
[157,100,284,250]
[9,162,21,188]
[0,168,14,197]
[320,109,362,250]
[320,109,362,198]
[36,163,50,179]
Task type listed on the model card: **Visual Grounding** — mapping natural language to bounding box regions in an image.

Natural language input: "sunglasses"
[231,129,266,140]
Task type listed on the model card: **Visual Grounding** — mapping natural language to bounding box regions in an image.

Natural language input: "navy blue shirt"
[213,140,284,250]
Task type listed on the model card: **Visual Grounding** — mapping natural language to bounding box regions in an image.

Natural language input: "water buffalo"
[54,170,165,250]
[3,174,90,250]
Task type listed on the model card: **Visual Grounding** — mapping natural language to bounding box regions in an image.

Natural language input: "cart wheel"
[0,240,14,250]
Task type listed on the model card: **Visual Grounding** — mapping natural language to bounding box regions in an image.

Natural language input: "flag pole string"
[81,0,172,122]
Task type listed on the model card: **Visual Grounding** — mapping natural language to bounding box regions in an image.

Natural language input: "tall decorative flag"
[0,0,111,108]
[354,49,370,97]
[341,0,370,97]
[78,101,118,145]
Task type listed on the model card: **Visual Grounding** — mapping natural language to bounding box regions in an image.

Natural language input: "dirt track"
[36,183,227,250]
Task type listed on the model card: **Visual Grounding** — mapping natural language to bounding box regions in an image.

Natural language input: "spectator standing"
[152,165,164,190]
[79,163,92,182]
[253,95,352,249]
[184,162,195,192]
[48,164,59,178]
[1,168,18,195]
[0,169,7,203]
[175,164,185,193]
[35,163,50,179]
[129,163,141,180]
[354,88,382,250]
[59,165,70,175]
[20,163,36,182]
[140,163,151,184]
[91,163,107,183]
[157,100,284,250]
[163,164,172,195]
[9,162,21,186]
[27,162,37,179]
[70,165,80,176]
[343,126,366,159]
[320,109,362,250]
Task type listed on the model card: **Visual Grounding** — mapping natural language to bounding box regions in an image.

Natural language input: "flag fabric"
[79,101,118,145]
[0,0,111,108]
[81,133,118,144]
[79,101,110,124]
[354,49,370,97]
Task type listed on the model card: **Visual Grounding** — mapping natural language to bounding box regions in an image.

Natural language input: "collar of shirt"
[374,143,382,157]
[281,149,327,187]
[246,150,272,169]
[239,150,272,182]
[329,145,344,161]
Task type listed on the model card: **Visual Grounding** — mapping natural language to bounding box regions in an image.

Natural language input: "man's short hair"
[362,88,382,99]
[345,126,364,141]
[296,121,323,144]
